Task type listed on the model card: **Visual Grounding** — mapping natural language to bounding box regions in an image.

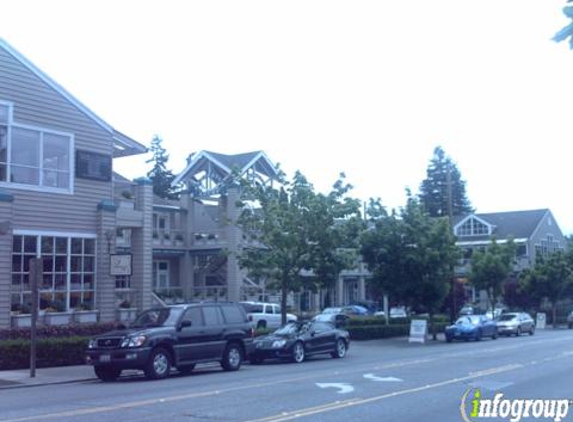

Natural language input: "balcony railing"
[153,229,186,248]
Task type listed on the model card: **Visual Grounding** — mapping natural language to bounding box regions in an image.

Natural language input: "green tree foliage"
[146,135,179,200]
[237,171,361,324]
[419,146,472,218]
[554,1,573,49]
[361,195,458,338]
[468,239,516,312]
[520,251,573,328]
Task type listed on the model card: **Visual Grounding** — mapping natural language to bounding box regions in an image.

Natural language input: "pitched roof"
[0,38,146,158]
[453,209,549,241]
[203,151,261,171]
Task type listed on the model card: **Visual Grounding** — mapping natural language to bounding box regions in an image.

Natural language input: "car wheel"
[221,343,243,371]
[331,339,347,359]
[569,323,573,329]
[529,327,535,336]
[257,320,267,329]
[446,336,452,343]
[516,327,521,336]
[475,330,482,341]
[291,342,305,363]
[144,347,172,380]
[492,331,498,340]
[178,364,196,375]
[94,366,121,382]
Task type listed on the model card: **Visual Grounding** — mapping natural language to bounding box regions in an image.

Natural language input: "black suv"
[86,303,254,381]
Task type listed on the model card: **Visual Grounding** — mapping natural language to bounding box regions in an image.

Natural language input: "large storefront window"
[11,234,96,312]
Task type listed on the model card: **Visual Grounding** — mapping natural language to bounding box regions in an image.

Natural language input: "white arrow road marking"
[316,383,355,394]
[363,373,403,382]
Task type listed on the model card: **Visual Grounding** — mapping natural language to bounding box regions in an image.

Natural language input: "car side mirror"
[180,320,192,329]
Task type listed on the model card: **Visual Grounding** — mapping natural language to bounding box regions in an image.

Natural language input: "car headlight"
[88,339,97,349]
[272,340,287,348]
[121,335,147,348]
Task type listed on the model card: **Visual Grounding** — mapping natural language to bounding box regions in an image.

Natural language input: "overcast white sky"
[4,1,573,234]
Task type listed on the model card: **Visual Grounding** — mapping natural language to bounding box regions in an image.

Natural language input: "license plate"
[99,354,111,363]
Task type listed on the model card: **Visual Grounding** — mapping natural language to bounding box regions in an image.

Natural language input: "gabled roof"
[0,38,146,158]
[173,150,278,186]
[453,209,549,242]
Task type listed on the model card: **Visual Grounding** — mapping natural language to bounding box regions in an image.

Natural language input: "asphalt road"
[1,329,572,422]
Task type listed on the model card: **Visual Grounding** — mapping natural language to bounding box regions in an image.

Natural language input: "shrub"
[0,322,117,341]
[0,337,88,370]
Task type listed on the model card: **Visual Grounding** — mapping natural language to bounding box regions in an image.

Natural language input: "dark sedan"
[250,321,350,364]
[445,315,498,342]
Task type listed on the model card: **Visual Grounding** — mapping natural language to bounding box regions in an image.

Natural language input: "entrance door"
[153,261,170,290]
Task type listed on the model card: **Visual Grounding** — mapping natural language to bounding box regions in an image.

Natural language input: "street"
[1,329,572,422]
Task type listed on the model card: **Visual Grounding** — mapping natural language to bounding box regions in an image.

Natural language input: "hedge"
[347,322,448,340]
[0,337,88,370]
[0,323,118,341]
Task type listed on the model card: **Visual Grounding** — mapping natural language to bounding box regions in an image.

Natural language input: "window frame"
[0,100,74,194]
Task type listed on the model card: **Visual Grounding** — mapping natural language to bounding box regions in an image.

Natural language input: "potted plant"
[117,299,137,322]
[73,302,98,323]
[44,301,72,325]
[118,190,135,209]
[11,303,32,328]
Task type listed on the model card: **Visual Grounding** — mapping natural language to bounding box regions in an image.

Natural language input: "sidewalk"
[0,365,95,389]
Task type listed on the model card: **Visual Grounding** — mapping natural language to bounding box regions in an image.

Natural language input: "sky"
[3,0,573,234]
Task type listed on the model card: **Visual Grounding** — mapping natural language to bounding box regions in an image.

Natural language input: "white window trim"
[11,231,97,311]
[0,113,75,195]
[453,215,492,237]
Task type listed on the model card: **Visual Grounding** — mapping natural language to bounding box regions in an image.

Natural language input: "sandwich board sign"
[409,319,428,343]
[536,312,546,329]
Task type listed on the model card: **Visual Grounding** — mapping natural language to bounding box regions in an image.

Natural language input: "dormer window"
[455,216,491,237]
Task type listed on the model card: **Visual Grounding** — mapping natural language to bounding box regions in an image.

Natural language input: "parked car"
[250,320,350,364]
[567,311,573,329]
[496,312,535,336]
[321,307,344,314]
[341,305,369,316]
[239,301,298,329]
[86,303,255,381]
[373,307,408,318]
[445,315,498,342]
[312,312,350,328]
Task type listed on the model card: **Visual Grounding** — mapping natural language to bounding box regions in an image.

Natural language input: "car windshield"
[456,316,480,325]
[132,308,182,328]
[498,314,517,322]
[274,321,310,335]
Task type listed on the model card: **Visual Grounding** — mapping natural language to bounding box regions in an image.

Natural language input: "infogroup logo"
[460,388,571,422]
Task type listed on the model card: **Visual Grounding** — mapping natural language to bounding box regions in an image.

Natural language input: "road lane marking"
[363,373,402,382]
[316,383,354,394]
[242,364,523,422]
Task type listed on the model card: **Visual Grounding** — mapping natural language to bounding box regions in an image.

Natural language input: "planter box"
[44,312,73,326]
[11,314,32,328]
[117,308,137,322]
[73,310,99,324]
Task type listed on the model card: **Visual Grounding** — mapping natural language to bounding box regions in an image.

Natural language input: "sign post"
[408,319,428,344]
[29,258,42,378]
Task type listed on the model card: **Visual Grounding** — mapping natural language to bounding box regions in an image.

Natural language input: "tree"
[146,135,179,200]
[468,239,516,312]
[554,1,573,49]
[361,195,458,339]
[419,146,472,218]
[520,251,573,328]
[237,171,361,324]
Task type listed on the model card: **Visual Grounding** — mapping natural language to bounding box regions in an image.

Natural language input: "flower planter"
[117,308,137,322]
[11,314,32,328]
[44,312,73,326]
[73,310,99,324]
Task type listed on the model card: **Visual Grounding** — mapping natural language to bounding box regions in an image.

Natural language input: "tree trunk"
[552,303,558,329]
[430,312,437,341]
[281,279,288,326]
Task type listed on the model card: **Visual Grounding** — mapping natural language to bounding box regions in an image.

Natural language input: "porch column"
[96,199,117,322]
[224,186,243,302]
[132,178,153,310]
[0,191,14,329]
[336,274,344,306]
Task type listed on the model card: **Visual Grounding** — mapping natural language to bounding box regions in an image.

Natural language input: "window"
[183,307,204,326]
[11,233,96,311]
[153,261,170,290]
[0,101,73,192]
[221,305,245,324]
[202,306,223,325]
[456,217,490,237]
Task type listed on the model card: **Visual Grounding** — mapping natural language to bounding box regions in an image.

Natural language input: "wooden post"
[29,258,42,378]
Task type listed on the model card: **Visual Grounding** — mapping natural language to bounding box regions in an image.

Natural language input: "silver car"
[496,312,535,336]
